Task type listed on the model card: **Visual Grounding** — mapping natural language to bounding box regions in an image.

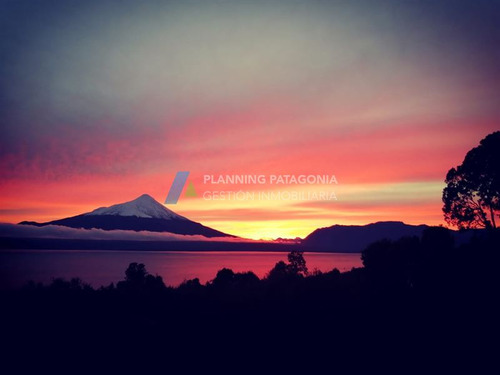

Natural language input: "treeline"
[2,227,499,372]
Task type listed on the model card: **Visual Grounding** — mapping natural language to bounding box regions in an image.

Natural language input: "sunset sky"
[1,0,499,239]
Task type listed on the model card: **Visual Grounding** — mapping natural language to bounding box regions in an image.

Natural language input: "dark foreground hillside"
[2,228,499,373]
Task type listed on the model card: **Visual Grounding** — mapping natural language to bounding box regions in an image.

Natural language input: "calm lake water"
[0,250,362,289]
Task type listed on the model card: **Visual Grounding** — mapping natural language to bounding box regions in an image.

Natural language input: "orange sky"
[0,120,495,239]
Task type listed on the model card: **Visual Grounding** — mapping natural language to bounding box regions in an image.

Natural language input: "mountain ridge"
[302,220,477,252]
[19,194,233,238]
[303,221,429,253]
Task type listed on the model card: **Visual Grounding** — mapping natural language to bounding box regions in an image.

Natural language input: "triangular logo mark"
[185,181,197,197]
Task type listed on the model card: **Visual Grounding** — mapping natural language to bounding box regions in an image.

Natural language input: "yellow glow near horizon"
[171,180,447,239]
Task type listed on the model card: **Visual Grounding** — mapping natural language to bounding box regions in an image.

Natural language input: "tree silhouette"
[125,262,147,283]
[443,131,500,229]
[118,262,166,291]
[212,268,235,287]
[266,260,290,281]
[288,250,308,276]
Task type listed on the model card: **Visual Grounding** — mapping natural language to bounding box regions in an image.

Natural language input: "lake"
[0,250,362,289]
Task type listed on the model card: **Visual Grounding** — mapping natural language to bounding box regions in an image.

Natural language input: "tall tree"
[288,250,308,276]
[442,131,500,229]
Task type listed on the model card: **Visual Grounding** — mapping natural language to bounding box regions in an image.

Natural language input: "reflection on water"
[0,250,362,289]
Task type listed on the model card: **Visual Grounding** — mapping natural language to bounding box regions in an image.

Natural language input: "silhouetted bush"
[288,250,308,275]
[49,277,93,292]
[266,250,308,284]
[116,262,166,292]
[178,277,202,291]
[210,267,235,288]
[266,260,290,281]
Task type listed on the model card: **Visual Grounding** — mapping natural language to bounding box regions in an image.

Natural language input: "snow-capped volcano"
[20,194,232,238]
[86,194,187,220]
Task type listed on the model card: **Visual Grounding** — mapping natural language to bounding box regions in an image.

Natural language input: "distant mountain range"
[20,194,233,238]
[302,221,428,253]
[10,195,480,252]
[302,221,477,253]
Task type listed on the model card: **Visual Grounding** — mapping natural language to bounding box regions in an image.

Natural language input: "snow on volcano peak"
[85,194,187,220]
